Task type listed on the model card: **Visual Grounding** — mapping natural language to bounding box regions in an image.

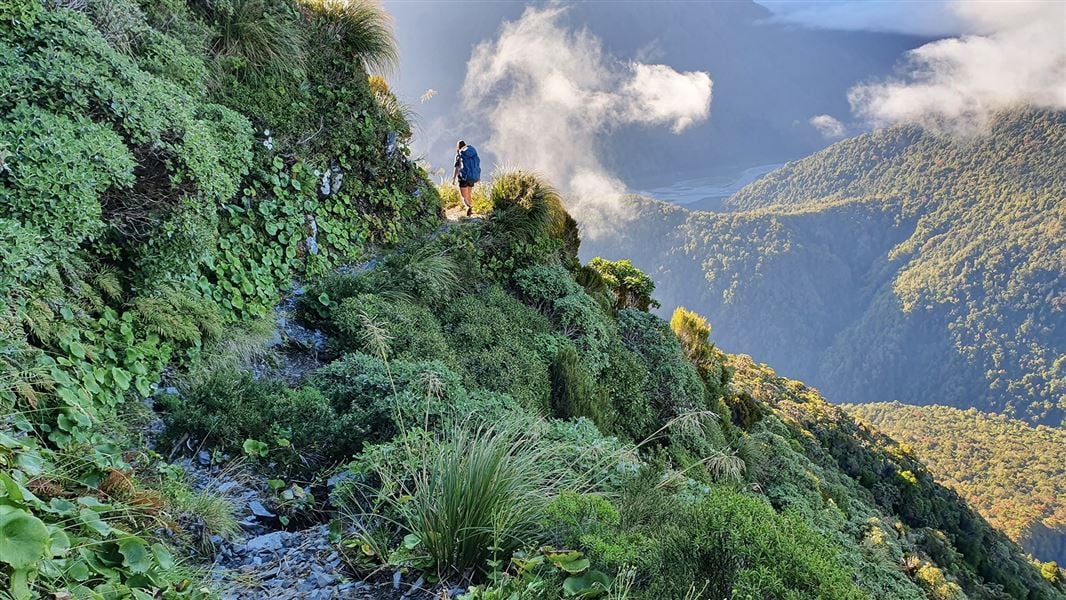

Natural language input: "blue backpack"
[459,146,481,182]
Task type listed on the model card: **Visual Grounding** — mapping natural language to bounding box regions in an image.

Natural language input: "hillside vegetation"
[585,109,1065,426]
[0,0,434,597]
[846,402,1066,565]
[1,2,1063,600]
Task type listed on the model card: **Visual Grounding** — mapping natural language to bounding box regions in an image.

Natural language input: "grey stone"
[248,501,275,518]
[216,480,237,493]
[315,572,335,587]
[245,531,290,552]
[326,471,353,489]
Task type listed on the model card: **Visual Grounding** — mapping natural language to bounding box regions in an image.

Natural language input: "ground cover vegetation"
[1,2,1063,599]
[0,0,434,596]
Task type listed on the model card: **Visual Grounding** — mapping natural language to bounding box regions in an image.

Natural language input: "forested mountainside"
[1,2,1062,599]
[846,402,1066,566]
[584,109,1066,426]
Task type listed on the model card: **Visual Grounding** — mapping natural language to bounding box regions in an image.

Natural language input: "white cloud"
[626,64,712,133]
[809,114,846,139]
[846,1,1066,132]
[461,6,712,237]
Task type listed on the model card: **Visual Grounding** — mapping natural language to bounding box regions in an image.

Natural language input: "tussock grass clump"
[488,170,570,245]
[211,0,306,80]
[298,0,397,74]
[339,421,591,579]
[437,183,492,214]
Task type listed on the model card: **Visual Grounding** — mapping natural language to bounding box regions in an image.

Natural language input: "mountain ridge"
[583,108,1066,425]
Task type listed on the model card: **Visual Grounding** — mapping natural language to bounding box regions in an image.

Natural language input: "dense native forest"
[846,402,1066,566]
[585,109,1065,426]
[0,1,1063,599]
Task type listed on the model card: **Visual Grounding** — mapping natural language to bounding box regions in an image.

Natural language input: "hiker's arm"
[451,164,459,185]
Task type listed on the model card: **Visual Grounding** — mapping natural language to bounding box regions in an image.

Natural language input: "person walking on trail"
[452,140,480,217]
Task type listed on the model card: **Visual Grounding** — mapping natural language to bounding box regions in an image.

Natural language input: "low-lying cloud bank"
[461,6,712,237]
[845,1,1066,133]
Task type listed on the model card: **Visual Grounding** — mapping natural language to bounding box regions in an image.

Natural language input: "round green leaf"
[0,510,50,569]
[151,543,175,570]
[563,570,611,598]
[119,537,151,573]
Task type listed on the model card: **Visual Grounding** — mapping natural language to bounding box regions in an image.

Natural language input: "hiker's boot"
[466,206,473,217]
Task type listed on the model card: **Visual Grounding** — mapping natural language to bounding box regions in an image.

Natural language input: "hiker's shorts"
[458,179,479,188]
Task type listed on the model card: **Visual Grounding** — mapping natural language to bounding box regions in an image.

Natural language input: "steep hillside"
[2,2,1063,600]
[846,402,1066,565]
[0,1,436,597]
[583,109,1066,425]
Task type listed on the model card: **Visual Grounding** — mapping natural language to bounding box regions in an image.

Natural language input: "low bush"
[310,353,520,444]
[513,264,616,376]
[331,293,452,364]
[670,306,730,396]
[549,343,613,432]
[440,287,556,412]
[161,368,353,465]
[587,257,660,312]
[552,478,867,599]
[617,309,706,420]
[599,343,656,442]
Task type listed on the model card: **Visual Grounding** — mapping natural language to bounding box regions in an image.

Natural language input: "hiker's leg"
[459,185,472,208]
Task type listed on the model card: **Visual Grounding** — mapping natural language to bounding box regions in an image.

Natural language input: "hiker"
[452,140,480,216]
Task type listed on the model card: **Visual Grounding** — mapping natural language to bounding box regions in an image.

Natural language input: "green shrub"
[599,343,656,442]
[310,353,519,443]
[559,479,867,599]
[724,391,765,430]
[573,264,613,311]
[513,265,615,376]
[617,309,706,420]
[331,293,452,364]
[0,103,133,254]
[162,368,354,464]
[441,287,555,412]
[670,306,730,395]
[299,271,377,327]
[587,257,660,312]
[549,343,613,432]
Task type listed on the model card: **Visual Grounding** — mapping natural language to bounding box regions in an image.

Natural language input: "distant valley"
[584,108,1066,426]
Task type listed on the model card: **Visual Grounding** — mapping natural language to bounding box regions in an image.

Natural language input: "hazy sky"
[381,0,1064,224]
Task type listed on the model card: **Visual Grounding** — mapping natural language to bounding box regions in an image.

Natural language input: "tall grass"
[299,0,398,74]
[341,421,588,579]
[212,0,306,80]
[489,171,567,242]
